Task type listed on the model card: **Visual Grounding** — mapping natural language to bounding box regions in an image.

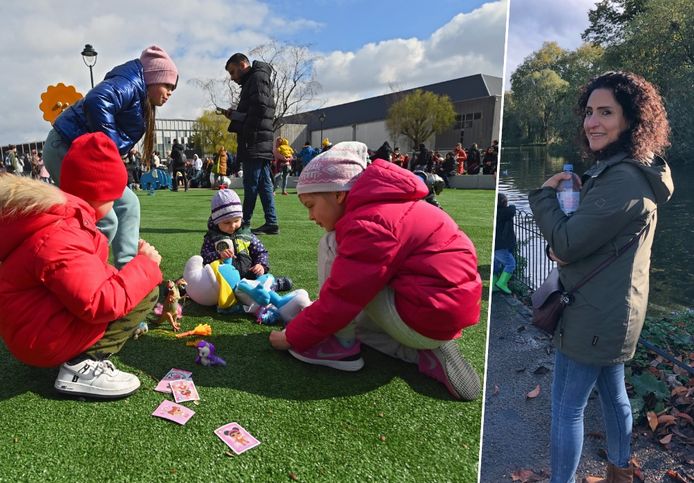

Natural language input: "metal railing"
[512,209,556,292]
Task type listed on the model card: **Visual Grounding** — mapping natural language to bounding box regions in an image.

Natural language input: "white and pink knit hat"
[296,141,369,194]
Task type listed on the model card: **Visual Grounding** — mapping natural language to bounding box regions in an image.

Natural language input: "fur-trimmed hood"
[0,174,92,261]
[0,174,162,368]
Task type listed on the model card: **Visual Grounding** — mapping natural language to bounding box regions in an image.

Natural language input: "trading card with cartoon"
[170,379,200,403]
[152,400,195,425]
[214,422,261,455]
[155,368,193,393]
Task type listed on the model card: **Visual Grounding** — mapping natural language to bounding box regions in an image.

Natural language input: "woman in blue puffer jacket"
[43,45,178,268]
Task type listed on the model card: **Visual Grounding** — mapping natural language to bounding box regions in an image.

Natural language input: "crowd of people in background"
[3,138,499,193]
[1,144,52,182]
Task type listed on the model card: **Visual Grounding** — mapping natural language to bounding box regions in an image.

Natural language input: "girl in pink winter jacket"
[268,141,482,400]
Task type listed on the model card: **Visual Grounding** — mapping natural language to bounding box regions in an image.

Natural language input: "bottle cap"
[563,164,573,171]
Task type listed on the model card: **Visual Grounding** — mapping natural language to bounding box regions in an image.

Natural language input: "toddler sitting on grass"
[200,189,292,292]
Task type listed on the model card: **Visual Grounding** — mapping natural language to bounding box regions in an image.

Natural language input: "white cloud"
[315,0,507,106]
[505,0,596,89]
[0,0,507,145]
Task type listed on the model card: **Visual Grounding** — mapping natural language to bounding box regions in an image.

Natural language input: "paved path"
[479,294,691,482]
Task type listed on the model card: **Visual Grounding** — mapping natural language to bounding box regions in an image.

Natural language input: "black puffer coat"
[170,141,186,169]
[228,61,276,162]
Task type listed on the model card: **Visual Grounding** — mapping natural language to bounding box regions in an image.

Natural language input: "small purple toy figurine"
[195,340,227,367]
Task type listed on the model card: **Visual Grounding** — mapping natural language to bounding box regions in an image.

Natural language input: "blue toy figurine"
[183,255,311,325]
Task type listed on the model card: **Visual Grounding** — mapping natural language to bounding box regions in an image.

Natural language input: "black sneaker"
[273,276,293,292]
[251,223,280,235]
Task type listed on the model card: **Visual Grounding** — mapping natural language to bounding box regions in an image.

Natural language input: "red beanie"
[60,133,127,202]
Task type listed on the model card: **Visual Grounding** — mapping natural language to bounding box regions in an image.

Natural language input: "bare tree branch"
[248,41,322,132]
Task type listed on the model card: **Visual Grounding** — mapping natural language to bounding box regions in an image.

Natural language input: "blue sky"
[0,0,506,145]
[265,0,490,51]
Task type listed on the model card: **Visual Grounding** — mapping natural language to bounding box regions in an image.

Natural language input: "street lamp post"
[319,112,326,145]
[81,44,98,89]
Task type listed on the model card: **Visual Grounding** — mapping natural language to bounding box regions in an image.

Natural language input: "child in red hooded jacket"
[0,132,162,399]
[268,141,482,400]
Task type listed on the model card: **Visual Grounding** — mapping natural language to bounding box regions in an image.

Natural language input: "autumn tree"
[505,41,605,145]
[510,41,566,85]
[582,0,648,46]
[189,110,237,157]
[506,0,690,159]
[604,0,694,159]
[386,90,456,150]
[500,91,525,145]
[508,43,572,144]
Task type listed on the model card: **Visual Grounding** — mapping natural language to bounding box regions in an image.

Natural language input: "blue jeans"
[43,128,141,269]
[551,351,632,483]
[493,248,516,274]
[242,158,277,226]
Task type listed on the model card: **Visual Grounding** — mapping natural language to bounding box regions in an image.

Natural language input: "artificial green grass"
[0,187,494,481]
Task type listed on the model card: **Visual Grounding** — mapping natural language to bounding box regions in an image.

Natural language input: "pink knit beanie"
[139,45,178,87]
[296,141,368,194]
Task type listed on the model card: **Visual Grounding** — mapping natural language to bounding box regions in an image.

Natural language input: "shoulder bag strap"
[567,216,653,296]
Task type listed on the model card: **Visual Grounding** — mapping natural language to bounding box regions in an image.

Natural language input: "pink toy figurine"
[195,340,226,367]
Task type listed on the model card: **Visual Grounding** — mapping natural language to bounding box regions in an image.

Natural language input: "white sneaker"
[54,359,141,399]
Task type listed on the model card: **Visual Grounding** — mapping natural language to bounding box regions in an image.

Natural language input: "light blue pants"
[550,350,632,483]
[42,128,141,269]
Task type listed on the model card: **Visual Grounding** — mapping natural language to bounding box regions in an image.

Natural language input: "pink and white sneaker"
[418,341,481,401]
[289,336,364,372]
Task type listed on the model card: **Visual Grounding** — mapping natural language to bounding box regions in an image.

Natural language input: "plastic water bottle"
[556,164,580,216]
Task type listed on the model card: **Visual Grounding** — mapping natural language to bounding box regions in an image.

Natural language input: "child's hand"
[138,239,162,265]
[249,264,264,275]
[219,248,235,260]
[269,330,290,350]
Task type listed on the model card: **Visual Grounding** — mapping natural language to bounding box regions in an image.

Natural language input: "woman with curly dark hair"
[528,72,674,483]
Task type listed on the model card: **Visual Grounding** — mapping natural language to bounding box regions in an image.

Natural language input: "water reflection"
[498,146,691,313]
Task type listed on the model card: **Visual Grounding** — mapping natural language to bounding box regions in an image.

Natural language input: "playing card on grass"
[169,379,200,403]
[155,368,193,393]
[215,422,261,455]
[152,400,195,425]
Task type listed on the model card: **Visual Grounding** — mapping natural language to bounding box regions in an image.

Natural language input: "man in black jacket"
[170,139,188,192]
[223,53,278,235]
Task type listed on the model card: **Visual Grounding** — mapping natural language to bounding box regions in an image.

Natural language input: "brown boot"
[583,463,633,483]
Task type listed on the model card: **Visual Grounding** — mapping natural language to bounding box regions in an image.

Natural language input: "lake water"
[498,146,692,314]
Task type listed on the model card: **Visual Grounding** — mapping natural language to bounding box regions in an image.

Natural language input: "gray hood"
[625,156,674,205]
[585,151,674,205]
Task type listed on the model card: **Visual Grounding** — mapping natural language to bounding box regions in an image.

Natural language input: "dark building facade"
[281,73,502,153]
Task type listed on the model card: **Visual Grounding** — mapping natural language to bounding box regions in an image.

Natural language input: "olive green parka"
[529,152,674,365]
